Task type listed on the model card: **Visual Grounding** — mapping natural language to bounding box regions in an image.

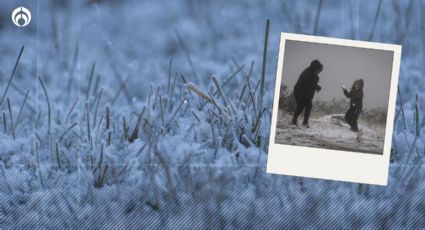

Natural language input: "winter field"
[1,0,425,229]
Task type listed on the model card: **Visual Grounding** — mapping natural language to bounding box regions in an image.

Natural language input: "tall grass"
[0,46,24,107]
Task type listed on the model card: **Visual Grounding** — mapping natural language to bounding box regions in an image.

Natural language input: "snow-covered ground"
[275,112,384,154]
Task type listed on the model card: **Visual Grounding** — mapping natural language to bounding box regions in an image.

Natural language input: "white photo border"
[266,33,402,186]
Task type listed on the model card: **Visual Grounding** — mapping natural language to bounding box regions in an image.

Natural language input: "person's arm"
[308,75,321,91]
[343,89,352,98]
[316,84,322,92]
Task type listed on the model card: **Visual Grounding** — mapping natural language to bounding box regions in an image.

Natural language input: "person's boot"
[352,123,359,132]
[291,119,298,126]
[302,122,310,128]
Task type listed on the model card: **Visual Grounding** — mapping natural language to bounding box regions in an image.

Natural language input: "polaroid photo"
[267,33,402,186]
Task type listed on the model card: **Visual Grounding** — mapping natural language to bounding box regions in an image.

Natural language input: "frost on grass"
[0,0,425,229]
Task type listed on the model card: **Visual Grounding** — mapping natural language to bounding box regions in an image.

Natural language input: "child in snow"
[342,79,364,132]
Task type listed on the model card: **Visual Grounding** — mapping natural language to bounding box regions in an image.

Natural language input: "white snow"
[275,112,385,154]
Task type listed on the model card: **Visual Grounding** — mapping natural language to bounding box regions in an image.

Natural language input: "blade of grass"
[86,101,91,142]
[106,106,111,145]
[153,86,160,111]
[2,112,7,132]
[129,107,146,143]
[166,57,173,110]
[59,122,78,143]
[313,0,323,35]
[39,77,51,141]
[167,98,186,124]
[397,85,408,131]
[123,116,128,140]
[415,94,420,137]
[10,83,35,113]
[259,19,270,102]
[212,76,229,107]
[185,83,213,104]
[15,89,29,129]
[169,73,178,112]
[7,98,15,139]
[55,142,62,169]
[86,62,96,101]
[159,94,165,127]
[0,46,24,107]
[219,64,245,90]
[93,88,103,129]
[65,97,79,125]
[368,0,382,41]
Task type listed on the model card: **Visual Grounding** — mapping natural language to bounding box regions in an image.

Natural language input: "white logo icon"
[11,6,31,27]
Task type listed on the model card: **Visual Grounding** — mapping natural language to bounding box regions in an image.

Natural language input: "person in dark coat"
[343,79,364,132]
[291,60,323,127]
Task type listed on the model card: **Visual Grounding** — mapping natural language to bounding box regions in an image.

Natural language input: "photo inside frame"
[267,33,401,185]
[276,40,393,155]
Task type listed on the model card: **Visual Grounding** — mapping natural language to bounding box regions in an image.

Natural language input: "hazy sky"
[281,40,394,109]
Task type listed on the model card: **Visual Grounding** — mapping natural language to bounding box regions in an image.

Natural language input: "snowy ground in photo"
[275,110,385,154]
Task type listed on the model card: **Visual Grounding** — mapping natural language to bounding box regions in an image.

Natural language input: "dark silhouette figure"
[343,79,364,132]
[291,60,323,127]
